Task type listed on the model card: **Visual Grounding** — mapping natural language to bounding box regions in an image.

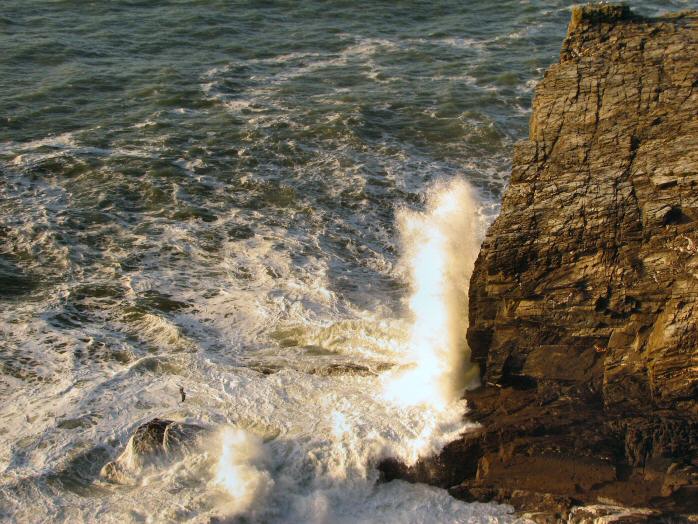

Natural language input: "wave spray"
[382,178,483,410]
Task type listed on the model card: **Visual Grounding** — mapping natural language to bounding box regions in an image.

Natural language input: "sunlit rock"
[382,4,698,521]
[101,418,207,484]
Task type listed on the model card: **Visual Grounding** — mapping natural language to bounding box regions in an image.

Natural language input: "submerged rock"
[381,4,698,522]
[101,418,206,484]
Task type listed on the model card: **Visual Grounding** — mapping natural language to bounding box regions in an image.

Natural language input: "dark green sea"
[0,1,692,522]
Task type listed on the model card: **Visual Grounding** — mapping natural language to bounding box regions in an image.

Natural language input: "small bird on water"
[179,385,186,403]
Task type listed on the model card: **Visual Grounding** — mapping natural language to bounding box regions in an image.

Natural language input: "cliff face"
[381,6,698,521]
[470,4,698,417]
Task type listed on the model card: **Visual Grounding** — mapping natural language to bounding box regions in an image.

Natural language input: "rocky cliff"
[381,5,698,522]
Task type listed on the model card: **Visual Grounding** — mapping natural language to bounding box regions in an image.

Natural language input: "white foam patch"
[0,133,158,169]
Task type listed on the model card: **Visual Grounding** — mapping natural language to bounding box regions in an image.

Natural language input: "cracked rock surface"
[380,5,698,522]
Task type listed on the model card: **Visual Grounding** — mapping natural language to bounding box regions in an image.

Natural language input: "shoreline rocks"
[101,418,206,484]
[380,5,698,522]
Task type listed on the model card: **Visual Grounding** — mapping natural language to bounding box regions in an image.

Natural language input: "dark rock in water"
[381,4,698,522]
[101,418,206,484]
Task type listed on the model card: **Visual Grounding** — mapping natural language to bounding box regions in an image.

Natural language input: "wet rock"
[380,4,698,521]
[567,505,661,524]
[101,418,206,484]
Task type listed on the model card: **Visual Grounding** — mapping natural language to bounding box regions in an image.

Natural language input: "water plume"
[382,178,483,410]
[213,427,274,516]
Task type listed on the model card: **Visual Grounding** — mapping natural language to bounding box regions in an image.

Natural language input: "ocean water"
[0,1,691,522]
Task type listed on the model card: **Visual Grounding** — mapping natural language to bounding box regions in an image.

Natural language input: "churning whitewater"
[2,176,508,523]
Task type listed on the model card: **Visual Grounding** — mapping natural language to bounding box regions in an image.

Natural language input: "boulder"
[101,418,206,484]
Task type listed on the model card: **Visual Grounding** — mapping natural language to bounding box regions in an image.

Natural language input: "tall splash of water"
[382,178,483,410]
[213,427,274,516]
[209,178,488,516]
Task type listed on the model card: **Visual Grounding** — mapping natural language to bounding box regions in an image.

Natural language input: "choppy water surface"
[0,1,690,522]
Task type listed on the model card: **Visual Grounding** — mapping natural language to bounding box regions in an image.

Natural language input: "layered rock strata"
[381,5,698,522]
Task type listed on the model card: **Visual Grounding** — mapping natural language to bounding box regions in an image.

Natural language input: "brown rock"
[380,4,698,520]
[101,418,206,484]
